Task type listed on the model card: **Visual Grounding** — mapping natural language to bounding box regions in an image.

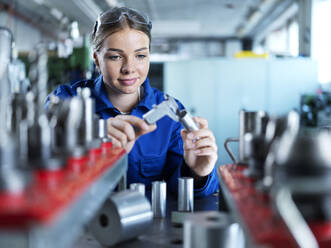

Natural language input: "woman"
[50,7,218,197]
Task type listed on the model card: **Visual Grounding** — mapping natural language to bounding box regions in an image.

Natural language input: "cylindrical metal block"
[89,191,153,247]
[184,211,245,248]
[152,181,166,218]
[239,110,258,163]
[178,110,199,132]
[178,177,193,212]
[98,119,107,139]
[130,183,145,196]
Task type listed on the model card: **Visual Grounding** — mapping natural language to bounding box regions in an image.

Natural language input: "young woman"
[50,7,218,197]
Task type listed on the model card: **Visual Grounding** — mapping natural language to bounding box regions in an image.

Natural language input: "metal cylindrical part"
[82,88,95,145]
[239,110,258,163]
[178,110,199,132]
[184,211,245,248]
[0,27,12,79]
[98,119,107,139]
[130,183,145,196]
[178,177,193,212]
[89,191,153,247]
[152,181,166,218]
[117,174,127,191]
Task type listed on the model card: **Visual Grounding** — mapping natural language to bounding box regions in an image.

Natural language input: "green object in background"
[19,39,93,93]
[69,45,91,72]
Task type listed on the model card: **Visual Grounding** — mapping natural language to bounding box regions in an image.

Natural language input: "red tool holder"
[219,164,331,248]
[0,142,125,229]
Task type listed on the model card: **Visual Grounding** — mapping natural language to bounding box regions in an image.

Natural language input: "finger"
[110,118,136,141]
[193,147,218,156]
[109,137,122,148]
[107,122,129,148]
[187,129,215,142]
[193,116,208,129]
[181,129,188,140]
[117,115,149,131]
[183,138,196,150]
[117,115,156,136]
[193,137,218,151]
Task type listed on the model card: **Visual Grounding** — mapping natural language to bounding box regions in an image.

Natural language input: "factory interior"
[1,0,331,247]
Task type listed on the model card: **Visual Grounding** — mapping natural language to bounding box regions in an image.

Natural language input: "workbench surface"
[73,191,219,248]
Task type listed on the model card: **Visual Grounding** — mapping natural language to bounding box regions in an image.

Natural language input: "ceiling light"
[50,8,63,20]
[105,0,119,7]
[33,0,44,5]
[73,0,102,22]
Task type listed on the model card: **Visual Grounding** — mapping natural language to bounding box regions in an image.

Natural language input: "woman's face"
[94,27,150,95]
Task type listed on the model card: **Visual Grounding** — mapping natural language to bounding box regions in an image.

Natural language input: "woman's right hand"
[106,115,156,153]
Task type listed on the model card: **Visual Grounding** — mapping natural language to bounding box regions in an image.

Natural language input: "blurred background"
[0,0,329,165]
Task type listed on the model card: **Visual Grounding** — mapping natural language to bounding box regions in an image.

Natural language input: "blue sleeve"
[163,116,219,198]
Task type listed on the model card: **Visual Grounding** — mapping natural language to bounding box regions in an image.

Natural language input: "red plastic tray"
[219,164,331,248]
[0,143,125,229]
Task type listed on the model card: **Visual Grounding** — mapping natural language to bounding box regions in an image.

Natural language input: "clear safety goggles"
[93,8,152,35]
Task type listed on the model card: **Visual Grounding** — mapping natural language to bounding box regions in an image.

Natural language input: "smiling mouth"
[118,78,138,86]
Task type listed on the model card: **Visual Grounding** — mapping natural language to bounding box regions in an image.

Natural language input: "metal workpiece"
[271,131,331,221]
[274,187,318,248]
[28,43,48,111]
[177,110,199,132]
[152,181,167,218]
[143,94,199,132]
[0,153,127,248]
[0,137,30,193]
[98,118,108,139]
[178,177,194,212]
[224,109,261,164]
[183,211,245,248]
[77,87,97,147]
[27,114,55,168]
[130,183,145,196]
[0,27,13,79]
[243,133,268,179]
[89,190,153,247]
[65,97,85,153]
[99,118,112,144]
[0,28,13,146]
[117,174,127,191]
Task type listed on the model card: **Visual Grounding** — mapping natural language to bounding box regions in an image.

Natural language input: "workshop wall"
[164,58,318,165]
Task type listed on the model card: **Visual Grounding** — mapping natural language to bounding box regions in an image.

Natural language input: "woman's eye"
[136,54,147,60]
[108,55,121,61]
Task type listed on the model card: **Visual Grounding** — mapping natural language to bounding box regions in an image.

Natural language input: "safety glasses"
[93,8,152,35]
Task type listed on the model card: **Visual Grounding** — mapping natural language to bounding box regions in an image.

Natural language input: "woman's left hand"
[181,116,218,177]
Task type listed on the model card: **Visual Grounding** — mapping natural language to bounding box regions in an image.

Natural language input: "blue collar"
[93,75,157,113]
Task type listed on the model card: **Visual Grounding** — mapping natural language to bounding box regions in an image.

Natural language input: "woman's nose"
[121,58,135,74]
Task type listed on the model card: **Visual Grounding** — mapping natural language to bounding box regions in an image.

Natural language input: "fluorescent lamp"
[73,0,102,22]
[50,8,63,20]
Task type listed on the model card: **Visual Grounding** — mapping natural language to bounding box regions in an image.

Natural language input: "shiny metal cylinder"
[152,181,166,218]
[178,110,199,132]
[0,27,12,79]
[239,110,258,163]
[81,88,95,145]
[89,191,153,247]
[178,177,193,212]
[184,211,245,248]
[98,119,107,139]
[130,183,145,196]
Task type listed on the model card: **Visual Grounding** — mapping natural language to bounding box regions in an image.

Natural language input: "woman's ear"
[93,52,100,69]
